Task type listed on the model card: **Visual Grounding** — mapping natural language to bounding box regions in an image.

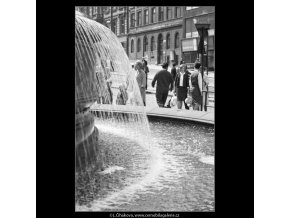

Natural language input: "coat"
[175,71,190,101]
[136,69,146,105]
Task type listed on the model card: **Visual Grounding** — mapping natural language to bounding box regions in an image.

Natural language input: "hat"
[161,62,168,68]
[135,60,143,69]
[180,64,187,69]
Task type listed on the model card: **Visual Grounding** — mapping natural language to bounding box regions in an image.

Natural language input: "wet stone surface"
[75,119,214,211]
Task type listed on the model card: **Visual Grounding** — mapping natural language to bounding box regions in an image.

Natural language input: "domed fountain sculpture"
[75,11,145,170]
[75,11,110,170]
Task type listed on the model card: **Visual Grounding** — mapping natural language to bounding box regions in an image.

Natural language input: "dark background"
[37,0,253,217]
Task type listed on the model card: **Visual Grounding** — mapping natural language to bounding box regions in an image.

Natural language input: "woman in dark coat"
[174,64,190,109]
[189,62,203,110]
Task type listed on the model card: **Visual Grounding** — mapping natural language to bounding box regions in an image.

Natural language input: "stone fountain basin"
[75,112,96,146]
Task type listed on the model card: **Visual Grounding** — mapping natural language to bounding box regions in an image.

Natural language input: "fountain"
[75,10,214,212]
[75,10,148,170]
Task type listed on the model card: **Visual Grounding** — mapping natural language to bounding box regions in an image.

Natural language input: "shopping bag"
[185,96,193,107]
[170,95,177,107]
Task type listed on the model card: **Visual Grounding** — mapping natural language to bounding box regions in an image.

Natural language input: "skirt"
[191,85,202,105]
[176,86,187,101]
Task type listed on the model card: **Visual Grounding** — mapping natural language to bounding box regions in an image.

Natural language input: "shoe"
[166,105,171,108]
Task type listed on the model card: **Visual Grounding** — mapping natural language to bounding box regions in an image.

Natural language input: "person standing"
[164,62,177,108]
[189,62,203,110]
[184,65,191,110]
[151,62,174,107]
[142,57,149,90]
[171,62,177,83]
[135,60,146,106]
[174,64,190,109]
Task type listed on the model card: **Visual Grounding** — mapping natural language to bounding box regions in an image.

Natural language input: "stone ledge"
[90,104,214,125]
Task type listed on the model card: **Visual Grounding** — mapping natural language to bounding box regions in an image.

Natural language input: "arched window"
[137,38,141,52]
[166,34,170,49]
[151,36,155,51]
[144,36,148,52]
[131,39,134,53]
[151,7,156,23]
[175,32,179,48]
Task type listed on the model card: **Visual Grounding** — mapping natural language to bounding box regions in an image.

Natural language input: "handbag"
[185,88,193,107]
[170,95,177,107]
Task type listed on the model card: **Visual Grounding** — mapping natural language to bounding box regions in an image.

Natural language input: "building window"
[144,9,149,25]
[144,36,148,52]
[166,34,170,49]
[186,7,199,10]
[131,39,134,53]
[175,7,181,18]
[120,16,125,34]
[151,7,157,23]
[208,35,215,70]
[111,19,117,34]
[159,7,164,21]
[137,38,141,52]
[130,13,135,27]
[137,11,142,26]
[185,18,193,38]
[88,7,92,17]
[151,36,155,51]
[167,7,172,20]
[175,32,180,48]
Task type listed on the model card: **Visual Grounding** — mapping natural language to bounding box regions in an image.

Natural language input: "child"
[116,84,128,105]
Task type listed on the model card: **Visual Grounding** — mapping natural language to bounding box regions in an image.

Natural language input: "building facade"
[102,7,129,53]
[181,6,215,70]
[128,6,184,65]
[75,6,215,69]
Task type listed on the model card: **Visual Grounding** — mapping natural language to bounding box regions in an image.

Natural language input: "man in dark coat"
[171,62,177,82]
[164,62,177,108]
[151,62,174,107]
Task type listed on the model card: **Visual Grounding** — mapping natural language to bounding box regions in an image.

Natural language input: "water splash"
[199,156,214,165]
[98,166,125,175]
[75,120,168,211]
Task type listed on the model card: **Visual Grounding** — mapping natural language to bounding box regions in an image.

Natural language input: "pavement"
[91,103,214,125]
[91,84,214,125]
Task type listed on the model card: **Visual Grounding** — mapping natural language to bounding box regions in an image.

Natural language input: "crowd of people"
[115,58,149,106]
[97,57,208,111]
[152,60,208,111]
